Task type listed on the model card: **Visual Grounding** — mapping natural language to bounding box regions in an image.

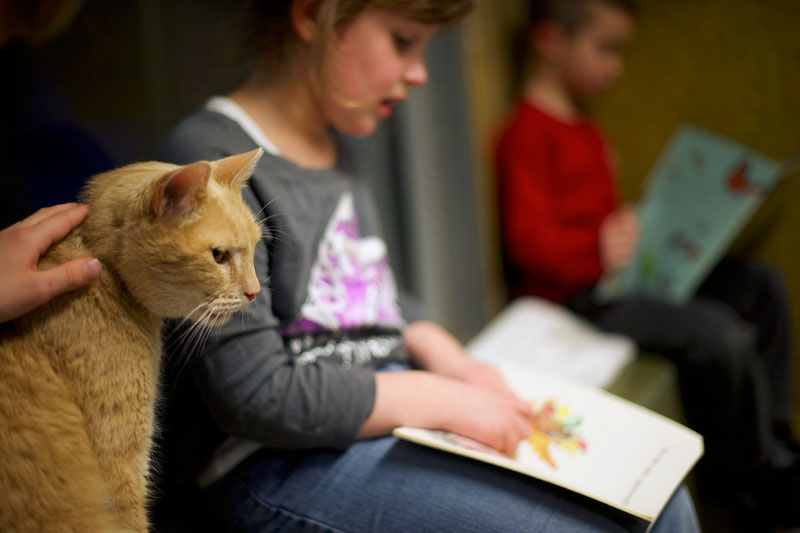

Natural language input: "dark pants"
[570,259,793,472]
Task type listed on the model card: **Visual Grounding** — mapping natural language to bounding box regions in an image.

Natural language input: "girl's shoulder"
[158,108,252,165]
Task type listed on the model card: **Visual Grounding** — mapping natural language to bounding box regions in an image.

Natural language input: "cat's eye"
[212,248,230,264]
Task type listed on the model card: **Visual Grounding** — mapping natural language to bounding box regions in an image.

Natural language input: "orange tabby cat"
[0,149,264,532]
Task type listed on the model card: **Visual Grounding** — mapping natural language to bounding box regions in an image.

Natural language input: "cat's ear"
[151,162,211,223]
[213,148,263,189]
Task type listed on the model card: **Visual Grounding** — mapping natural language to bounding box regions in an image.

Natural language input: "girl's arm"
[403,320,513,397]
[357,369,532,455]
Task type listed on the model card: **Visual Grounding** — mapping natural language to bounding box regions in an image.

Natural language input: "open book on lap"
[394,365,703,532]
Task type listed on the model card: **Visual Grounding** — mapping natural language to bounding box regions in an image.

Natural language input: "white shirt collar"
[205,95,281,156]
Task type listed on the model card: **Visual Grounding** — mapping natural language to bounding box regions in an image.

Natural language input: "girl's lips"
[378,97,405,118]
[378,100,395,118]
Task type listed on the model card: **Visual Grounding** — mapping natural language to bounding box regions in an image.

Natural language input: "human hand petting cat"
[0,203,102,323]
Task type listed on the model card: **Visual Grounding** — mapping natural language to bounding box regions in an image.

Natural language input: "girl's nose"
[404,59,428,87]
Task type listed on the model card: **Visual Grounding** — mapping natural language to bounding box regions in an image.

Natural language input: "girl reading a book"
[153,1,698,531]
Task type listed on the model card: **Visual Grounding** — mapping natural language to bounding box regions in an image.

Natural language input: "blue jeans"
[202,436,699,532]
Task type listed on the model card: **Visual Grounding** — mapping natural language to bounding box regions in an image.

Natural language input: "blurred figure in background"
[494,0,799,529]
[0,0,113,230]
[0,1,104,320]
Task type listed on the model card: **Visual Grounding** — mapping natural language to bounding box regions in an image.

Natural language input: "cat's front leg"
[105,457,150,533]
[91,400,153,532]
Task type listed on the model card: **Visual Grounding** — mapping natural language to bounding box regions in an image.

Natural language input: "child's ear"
[531,20,567,61]
[290,0,322,43]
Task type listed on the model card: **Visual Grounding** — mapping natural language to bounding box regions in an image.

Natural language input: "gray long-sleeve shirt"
[158,107,412,460]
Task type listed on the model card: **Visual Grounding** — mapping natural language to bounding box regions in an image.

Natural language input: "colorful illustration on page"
[526,399,587,468]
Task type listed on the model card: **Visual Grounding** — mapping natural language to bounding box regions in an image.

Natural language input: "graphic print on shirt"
[282,192,405,363]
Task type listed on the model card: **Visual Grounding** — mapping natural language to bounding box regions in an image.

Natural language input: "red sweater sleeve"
[495,103,616,302]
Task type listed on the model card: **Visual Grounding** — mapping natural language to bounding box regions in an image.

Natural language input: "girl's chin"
[337,118,381,138]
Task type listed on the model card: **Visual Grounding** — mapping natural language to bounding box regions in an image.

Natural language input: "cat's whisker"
[251,204,271,225]
[173,324,208,359]
[173,303,218,351]
[261,224,294,248]
[171,324,202,365]
[176,302,210,329]
[258,191,284,214]
[251,210,295,248]
[172,310,217,378]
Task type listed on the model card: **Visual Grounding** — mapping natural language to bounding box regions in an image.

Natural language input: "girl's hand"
[440,379,533,455]
[360,371,532,456]
[456,359,518,399]
[403,320,521,401]
[599,205,639,271]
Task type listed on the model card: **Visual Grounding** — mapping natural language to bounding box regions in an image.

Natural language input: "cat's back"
[2,230,157,364]
[0,233,154,533]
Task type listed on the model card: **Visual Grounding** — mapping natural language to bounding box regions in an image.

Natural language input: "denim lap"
[202,436,698,532]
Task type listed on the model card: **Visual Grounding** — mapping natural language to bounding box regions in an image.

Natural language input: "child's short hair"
[529,0,637,35]
[247,0,474,79]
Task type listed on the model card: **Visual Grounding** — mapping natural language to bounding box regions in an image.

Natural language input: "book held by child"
[594,125,787,304]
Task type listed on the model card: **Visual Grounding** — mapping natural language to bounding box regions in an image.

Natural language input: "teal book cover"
[595,125,782,304]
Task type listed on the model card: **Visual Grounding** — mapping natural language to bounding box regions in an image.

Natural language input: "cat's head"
[80,149,264,326]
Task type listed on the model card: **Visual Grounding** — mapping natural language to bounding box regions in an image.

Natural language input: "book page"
[394,366,703,526]
[466,297,635,388]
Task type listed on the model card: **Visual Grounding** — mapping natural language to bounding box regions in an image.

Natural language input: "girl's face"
[320,8,439,137]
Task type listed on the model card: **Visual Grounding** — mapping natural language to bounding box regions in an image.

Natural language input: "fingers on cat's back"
[39,258,102,300]
[21,204,90,257]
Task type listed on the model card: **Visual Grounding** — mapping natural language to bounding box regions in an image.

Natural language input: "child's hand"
[599,205,639,271]
[457,359,519,400]
[0,204,102,323]
[441,380,533,455]
[362,370,532,455]
[403,320,525,408]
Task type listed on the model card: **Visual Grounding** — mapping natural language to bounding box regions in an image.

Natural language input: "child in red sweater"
[495,0,800,529]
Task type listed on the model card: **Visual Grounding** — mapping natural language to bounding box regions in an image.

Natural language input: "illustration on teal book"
[595,125,786,304]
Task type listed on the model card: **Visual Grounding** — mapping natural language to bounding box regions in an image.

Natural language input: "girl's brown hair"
[246,0,474,80]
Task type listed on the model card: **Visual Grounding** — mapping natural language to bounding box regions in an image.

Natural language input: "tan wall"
[463,0,529,318]
[464,0,800,430]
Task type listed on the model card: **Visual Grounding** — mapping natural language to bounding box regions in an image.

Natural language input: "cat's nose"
[244,271,261,302]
